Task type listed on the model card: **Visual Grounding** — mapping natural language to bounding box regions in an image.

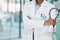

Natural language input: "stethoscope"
[49,8,60,40]
[49,8,60,28]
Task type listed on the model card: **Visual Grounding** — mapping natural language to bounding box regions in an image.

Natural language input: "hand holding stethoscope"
[42,8,60,28]
[49,8,60,28]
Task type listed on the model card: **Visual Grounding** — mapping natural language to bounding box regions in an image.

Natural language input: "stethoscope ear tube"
[32,29,34,40]
[33,31,34,40]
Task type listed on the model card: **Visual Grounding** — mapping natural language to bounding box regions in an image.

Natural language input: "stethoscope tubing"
[49,8,60,28]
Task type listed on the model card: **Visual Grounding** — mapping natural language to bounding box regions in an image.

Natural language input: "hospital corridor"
[0,0,60,40]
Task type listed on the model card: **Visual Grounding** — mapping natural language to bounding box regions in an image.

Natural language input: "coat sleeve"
[22,3,44,29]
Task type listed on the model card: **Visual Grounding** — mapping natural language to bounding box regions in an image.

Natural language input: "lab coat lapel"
[29,1,35,18]
[36,1,46,15]
[28,1,47,18]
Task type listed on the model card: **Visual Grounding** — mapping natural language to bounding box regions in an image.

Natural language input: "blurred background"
[0,0,60,40]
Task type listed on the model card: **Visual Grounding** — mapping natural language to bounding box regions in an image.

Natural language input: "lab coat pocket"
[23,28,32,36]
[42,25,53,33]
[47,25,54,33]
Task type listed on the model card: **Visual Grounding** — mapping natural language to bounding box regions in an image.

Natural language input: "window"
[0,0,20,13]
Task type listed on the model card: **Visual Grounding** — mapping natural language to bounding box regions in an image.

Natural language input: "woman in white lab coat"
[22,0,56,40]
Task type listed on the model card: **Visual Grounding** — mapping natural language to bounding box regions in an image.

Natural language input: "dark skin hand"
[44,19,56,26]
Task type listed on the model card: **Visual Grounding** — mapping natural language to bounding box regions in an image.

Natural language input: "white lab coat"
[22,0,56,40]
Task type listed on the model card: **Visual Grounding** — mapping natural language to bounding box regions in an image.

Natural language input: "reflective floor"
[0,11,20,40]
[0,21,19,39]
